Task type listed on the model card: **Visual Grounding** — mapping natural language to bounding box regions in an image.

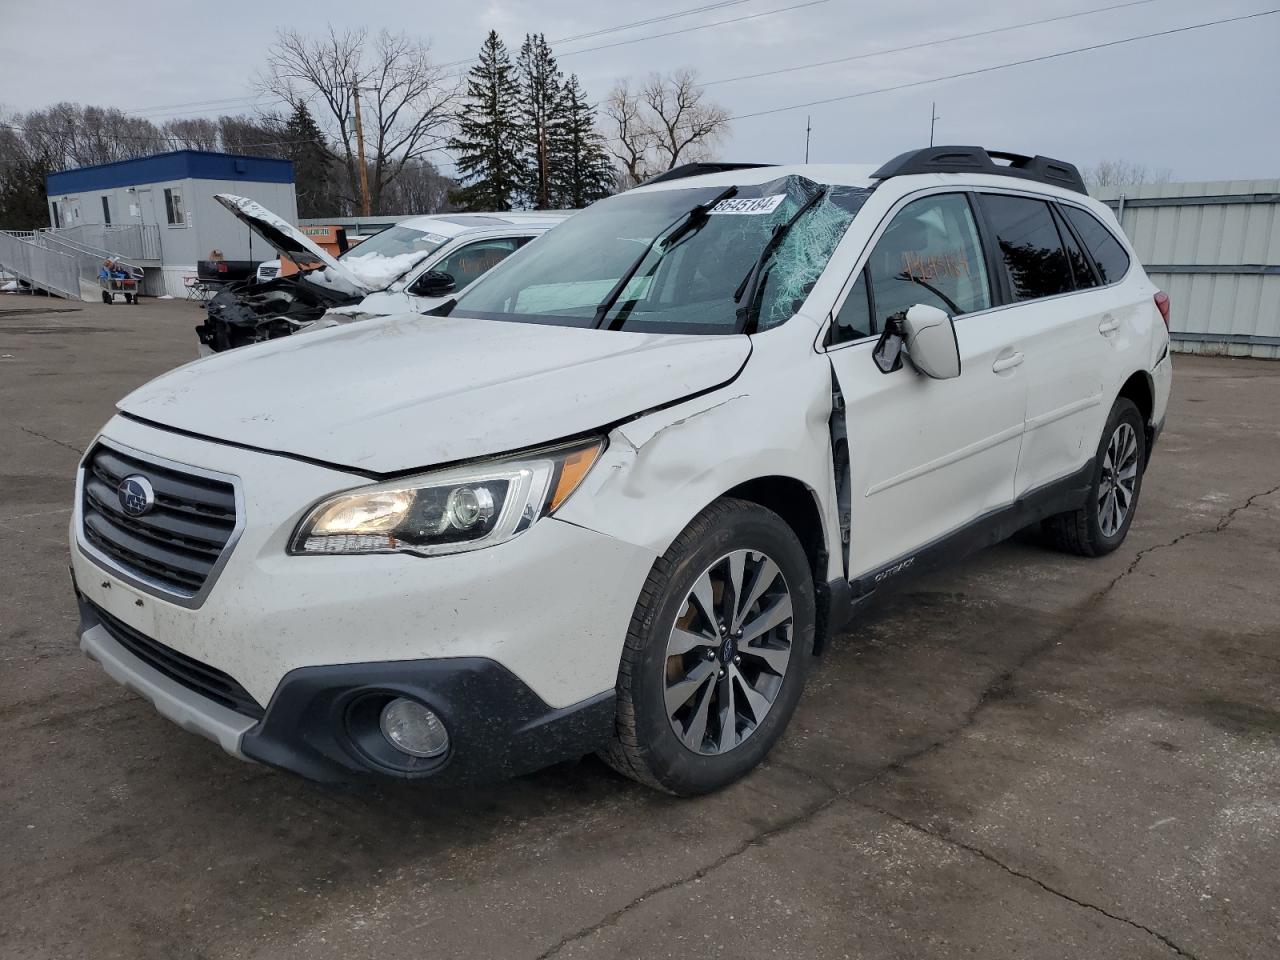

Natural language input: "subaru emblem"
[117,475,155,517]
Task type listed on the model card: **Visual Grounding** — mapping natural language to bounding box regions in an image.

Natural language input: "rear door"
[825,190,1026,584]
[976,191,1106,497]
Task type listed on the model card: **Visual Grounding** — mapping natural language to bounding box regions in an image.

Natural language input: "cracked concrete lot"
[2,299,1278,960]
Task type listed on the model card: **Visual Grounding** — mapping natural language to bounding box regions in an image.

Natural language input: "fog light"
[379,698,449,758]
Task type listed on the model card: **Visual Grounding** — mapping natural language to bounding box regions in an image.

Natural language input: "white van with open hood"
[196,195,566,353]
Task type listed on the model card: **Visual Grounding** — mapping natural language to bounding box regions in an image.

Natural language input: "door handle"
[1098,316,1120,335]
[992,351,1024,373]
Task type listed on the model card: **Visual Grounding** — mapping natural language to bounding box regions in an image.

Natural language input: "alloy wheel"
[1098,421,1139,537]
[663,549,794,756]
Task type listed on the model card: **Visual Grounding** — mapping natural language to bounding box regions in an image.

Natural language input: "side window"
[1060,205,1131,284]
[866,193,991,329]
[432,238,521,288]
[101,196,112,226]
[164,187,185,226]
[831,268,873,344]
[1051,205,1098,290]
[980,194,1073,301]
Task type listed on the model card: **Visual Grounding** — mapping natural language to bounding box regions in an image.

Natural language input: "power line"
[538,0,756,46]
[123,0,777,113]
[725,9,1279,122]
[125,95,267,115]
[704,0,1165,86]
[553,0,831,61]
[13,9,1273,154]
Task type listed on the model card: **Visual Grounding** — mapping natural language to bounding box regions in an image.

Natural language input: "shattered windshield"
[449,176,870,335]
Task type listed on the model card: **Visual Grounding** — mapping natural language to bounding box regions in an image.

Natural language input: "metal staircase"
[0,228,146,301]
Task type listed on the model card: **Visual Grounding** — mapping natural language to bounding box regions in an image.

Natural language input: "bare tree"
[642,70,729,170]
[379,158,456,214]
[261,26,459,213]
[603,71,729,187]
[162,117,220,151]
[1082,159,1173,189]
[603,80,655,186]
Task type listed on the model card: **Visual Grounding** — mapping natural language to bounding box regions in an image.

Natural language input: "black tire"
[101,291,112,304]
[601,498,816,795]
[1043,397,1146,557]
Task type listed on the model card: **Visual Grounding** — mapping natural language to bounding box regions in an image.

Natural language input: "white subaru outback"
[71,147,1172,795]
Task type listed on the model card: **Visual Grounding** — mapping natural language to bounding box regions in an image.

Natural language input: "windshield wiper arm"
[733,186,829,332]
[593,185,738,328]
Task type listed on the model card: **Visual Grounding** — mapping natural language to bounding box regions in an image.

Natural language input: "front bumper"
[75,594,616,783]
[70,415,658,782]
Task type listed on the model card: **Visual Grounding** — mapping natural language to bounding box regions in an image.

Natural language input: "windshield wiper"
[733,186,829,333]
[593,185,738,328]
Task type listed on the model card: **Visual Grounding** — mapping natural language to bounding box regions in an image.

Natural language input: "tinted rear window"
[1061,205,1131,284]
[1052,205,1099,290]
[980,194,1073,301]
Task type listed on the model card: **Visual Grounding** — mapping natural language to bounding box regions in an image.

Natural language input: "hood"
[213,194,372,293]
[119,314,751,473]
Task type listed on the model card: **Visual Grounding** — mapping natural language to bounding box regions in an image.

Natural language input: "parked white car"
[72,148,1171,794]
[197,198,566,353]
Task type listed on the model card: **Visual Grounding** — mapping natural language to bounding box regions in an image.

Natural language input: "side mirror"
[412,270,456,298]
[873,304,961,379]
[901,304,961,379]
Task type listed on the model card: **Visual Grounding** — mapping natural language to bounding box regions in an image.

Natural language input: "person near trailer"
[99,258,128,282]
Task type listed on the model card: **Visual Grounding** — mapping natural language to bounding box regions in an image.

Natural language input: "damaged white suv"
[71,147,1172,795]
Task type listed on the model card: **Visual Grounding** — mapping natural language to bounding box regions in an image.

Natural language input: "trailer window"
[164,188,186,226]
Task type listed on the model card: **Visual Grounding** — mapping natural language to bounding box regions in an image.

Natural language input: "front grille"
[81,444,237,598]
[91,602,264,719]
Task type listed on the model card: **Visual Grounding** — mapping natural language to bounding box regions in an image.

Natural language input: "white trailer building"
[39,150,297,298]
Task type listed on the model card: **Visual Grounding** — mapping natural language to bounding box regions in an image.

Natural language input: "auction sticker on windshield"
[711,195,786,215]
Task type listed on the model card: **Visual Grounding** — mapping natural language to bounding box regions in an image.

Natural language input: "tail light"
[1153,291,1170,328]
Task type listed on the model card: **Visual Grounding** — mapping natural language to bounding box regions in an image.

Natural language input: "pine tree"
[550,74,615,208]
[448,31,526,211]
[516,33,564,210]
[282,102,337,218]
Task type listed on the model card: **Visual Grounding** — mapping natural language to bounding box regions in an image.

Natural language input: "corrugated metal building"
[45,151,297,297]
[1092,181,1280,359]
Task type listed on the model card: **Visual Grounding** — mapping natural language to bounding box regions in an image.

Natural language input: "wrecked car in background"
[196,194,567,353]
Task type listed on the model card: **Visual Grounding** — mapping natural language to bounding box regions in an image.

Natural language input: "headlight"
[289,438,604,556]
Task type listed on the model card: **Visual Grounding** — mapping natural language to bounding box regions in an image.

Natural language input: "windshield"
[449,175,870,335]
[339,225,448,261]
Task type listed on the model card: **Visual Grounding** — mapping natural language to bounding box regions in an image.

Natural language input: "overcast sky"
[2,0,1277,182]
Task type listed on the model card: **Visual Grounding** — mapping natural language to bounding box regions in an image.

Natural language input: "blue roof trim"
[46,150,294,194]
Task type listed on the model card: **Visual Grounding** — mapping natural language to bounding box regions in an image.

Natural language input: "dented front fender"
[555,324,844,584]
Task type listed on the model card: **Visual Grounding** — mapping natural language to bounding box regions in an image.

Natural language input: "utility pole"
[351,78,372,216]
[804,115,811,163]
[929,102,940,147]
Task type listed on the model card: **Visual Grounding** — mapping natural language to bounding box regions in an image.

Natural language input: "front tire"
[1044,397,1146,557]
[601,499,815,795]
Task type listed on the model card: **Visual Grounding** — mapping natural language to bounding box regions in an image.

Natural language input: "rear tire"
[601,498,815,795]
[1043,397,1146,557]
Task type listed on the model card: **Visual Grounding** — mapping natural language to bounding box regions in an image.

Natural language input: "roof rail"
[639,162,776,186]
[871,146,1087,195]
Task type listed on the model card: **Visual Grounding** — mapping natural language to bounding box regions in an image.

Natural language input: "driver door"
[825,191,1026,587]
